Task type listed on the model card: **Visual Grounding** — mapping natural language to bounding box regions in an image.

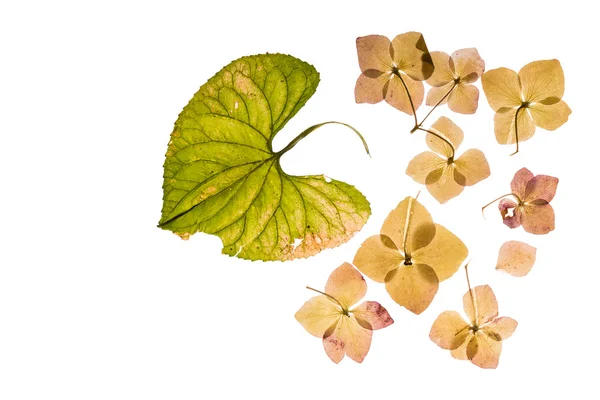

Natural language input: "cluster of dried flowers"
[296,32,569,368]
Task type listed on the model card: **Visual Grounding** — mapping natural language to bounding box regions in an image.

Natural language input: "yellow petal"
[467,332,502,369]
[426,51,453,87]
[385,73,424,115]
[451,331,473,360]
[482,67,522,111]
[325,262,367,309]
[463,285,498,326]
[354,72,388,104]
[429,116,464,155]
[355,35,393,73]
[483,317,518,341]
[353,235,403,283]
[452,48,485,82]
[429,311,470,350]
[426,82,453,107]
[391,31,434,81]
[529,100,571,130]
[352,301,394,330]
[381,196,436,255]
[521,203,555,234]
[295,296,341,337]
[412,223,468,281]
[518,59,565,103]
[385,264,439,315]
[493,107,535,145]
[425,165,464,204]
[496,240,537,277]
[453,149,490,186]
[406,151,446,184]
[448,84,479,114]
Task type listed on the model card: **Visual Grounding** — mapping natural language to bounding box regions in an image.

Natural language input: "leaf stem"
[306,286,345,310]
[464,262,478,324]
[510,106,525,156]
[417,127,455,160]
[417,82,457,129]
[392,70,418,130]
[276,121,370,158]
[481,193,522,216]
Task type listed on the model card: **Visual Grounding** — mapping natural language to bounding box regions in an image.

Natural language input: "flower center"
[404,256,413,266]
[470,324,479,333]
[521,101,530,108]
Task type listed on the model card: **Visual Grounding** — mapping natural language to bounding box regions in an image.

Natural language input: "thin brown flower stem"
[402,197,415,258]
[417,82,457,129]
[306,286,345,310]
[464,262,477,323]
[392,70,418,129]
[481,193,522,216]
[510,106,525,156]
[417,127,455,160]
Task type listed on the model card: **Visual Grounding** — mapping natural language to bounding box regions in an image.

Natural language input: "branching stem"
[464,262,477,323]
[417,127,455,160]
[418,82,457,129]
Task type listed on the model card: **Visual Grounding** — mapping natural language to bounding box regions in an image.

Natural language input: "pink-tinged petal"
[356,35,393,73]
[499,199,522,229]
[322,320,345,363]
[325,263,367,310]
[483,317,518,340]
[355,72,388,104]
[524,175,559,203]
[352,301,394,330]
[521,203,555,235]
[510,167,534,198]
[496,241,537,277]
[452,48,485,82]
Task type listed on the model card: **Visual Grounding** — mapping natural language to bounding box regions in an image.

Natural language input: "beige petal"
[452,48,485,82]
[342,315,373,363]
[510,167,534,198]
[429,116,464,155]
[429,311,470,350]
[295,296,341,337]
[406,151,446,184]
[483,317,518,340]
[381,196,436,255]
[518,59,565,103]
[325,263,367,310]
[412,223,468,282]
[355,72,388,104]
[385,264,439,314]
[391,31,434,81]
[356,35,393,73]
[451,331,473,360]
[385,73,424,115]
[521,203,555,234]
[353,235,403,283]
[426,82,454,107]
[529,100,571,131]
[496,240,537,277]
[463,285,498,326]
[482,67,522,111]
[467,332,502,369]
[425,165,464,204]
[426,51,454,87]
[453,149,491,186]
[448,84,479,114]
[524,174,559,203]
[494,107,535,145]
[352,301,394,330]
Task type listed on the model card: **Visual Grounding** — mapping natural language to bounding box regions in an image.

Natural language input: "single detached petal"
[406,151,446,184]
[352,301,394,330]
[452,48,485,82]
[499,199,522,229]
[524,174,559,203]
[529,100,571,130]
[467,332,502,369]
[453,149,491,186]
[496,240,537,277]
[429,311,470,350]
[412,223,468,282]
[448,84,479,114]
[494,107,536,145]
[451,331,473,360]
[385,73,424,115]
[295,296,341,337]
[521,203,555,234]
[426,165,465,204]
[385,264,439,314]
[381,196,436,255]
[426,51,454,87]
[482,67,522,111]
[463,285,498,326]
[483,317,518,341]
[510,167,534,198]
[353,235,403,283]
[325,262,367,309]
[356,35,393,73]
[355,72,388,104]
[426,82,453,107]
[391,32,434,81]
[429,116,464,156]
[518,59,565,103]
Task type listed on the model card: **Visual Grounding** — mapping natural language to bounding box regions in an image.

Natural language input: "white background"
[1,0,597,398]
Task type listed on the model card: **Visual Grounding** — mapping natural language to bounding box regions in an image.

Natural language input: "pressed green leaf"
[159,54,371,261]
